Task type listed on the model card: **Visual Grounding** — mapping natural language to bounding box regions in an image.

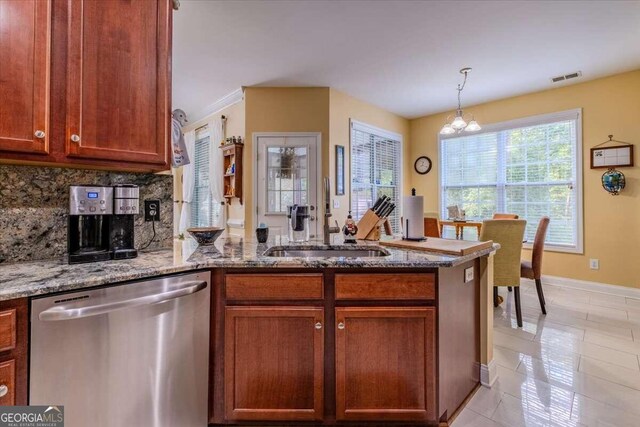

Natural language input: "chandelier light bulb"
[451,111,467,130]
[440,123,455,135]
[465,120,481,132]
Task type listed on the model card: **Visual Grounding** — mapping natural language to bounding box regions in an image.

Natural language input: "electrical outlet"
[144,200,160,222]
[464,267,474,282]
[589,258,599,270]
[333,199,340,209]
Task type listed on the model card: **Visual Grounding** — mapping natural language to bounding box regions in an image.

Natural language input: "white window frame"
[350,119,403,232]
[191,126,223,228]
[438,108,583,254]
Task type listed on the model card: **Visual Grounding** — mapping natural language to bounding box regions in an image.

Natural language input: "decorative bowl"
[187,227,224,245]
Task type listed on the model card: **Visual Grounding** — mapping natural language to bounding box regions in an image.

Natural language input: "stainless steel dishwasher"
[30,270,210,427]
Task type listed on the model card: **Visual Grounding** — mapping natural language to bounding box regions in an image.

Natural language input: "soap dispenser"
[342,211,358,244]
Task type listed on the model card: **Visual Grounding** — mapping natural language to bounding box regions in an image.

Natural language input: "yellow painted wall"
[329,89,411,222]
[410,70,640,288]
[244,87,331,232]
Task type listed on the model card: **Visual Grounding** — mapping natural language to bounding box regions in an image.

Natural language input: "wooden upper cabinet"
[0,0,51,155]
[64,0,170,167]
[335,307,436,422]
[224,307,324,421]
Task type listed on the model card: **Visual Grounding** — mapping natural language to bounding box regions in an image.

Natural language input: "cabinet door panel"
[0,359,15,406]
[0,0,50,154]
[335,307,436,422]
[224,307,324,421]
[65,0,169,166]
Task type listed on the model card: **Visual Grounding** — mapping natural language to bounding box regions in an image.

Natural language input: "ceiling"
[172,0,640,121]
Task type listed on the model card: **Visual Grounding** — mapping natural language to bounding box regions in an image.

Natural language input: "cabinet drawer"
[0,309,16,353]
[226,274,324,300]
[335,274,435,300]
[0,359,15,406]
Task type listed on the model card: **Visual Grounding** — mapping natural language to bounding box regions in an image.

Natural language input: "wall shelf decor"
[590,135,634,169]
[221,143,243,204]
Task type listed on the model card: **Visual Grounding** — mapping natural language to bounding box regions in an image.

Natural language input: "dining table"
[439,220,483,240]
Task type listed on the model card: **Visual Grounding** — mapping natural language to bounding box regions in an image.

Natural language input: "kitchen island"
[0,235,497,426]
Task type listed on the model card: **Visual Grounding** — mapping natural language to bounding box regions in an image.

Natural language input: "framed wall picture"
[590,135,634,169]
[335,145,345,195]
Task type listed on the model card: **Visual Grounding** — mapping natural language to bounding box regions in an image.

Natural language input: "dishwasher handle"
[38,280,207,321]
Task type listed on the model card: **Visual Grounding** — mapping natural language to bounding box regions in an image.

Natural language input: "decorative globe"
[601,169,625,195]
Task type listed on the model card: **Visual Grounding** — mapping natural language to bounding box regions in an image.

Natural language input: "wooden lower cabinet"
[224,306,324,421]
[0,299,28,406]
[0,359,16,406]
[335,307,436,422]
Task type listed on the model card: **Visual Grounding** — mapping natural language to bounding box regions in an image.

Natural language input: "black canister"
[287,205,311,242]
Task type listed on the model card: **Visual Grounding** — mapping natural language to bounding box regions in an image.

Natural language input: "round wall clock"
[414,156,432,175]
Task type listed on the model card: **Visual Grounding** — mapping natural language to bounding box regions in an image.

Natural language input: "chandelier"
[440,67,481,135]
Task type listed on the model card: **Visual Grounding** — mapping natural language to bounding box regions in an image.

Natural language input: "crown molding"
[190,87,245,125]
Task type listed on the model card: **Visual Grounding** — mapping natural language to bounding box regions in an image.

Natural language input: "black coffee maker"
[68,185,114,264]
[68,185,139,264]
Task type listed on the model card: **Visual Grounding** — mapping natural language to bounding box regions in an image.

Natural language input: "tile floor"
[452,280,640,427]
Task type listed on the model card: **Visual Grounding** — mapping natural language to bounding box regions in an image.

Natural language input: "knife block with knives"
[355,195,395,241]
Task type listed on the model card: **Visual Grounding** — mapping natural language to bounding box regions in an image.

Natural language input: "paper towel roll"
[403,193,424,240]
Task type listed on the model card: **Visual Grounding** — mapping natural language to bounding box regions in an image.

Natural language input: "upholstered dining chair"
[493,213,519,219]
[521,217,550,315]
[480,219,527,327]
[423,212,441,238]
[493,213,520,291]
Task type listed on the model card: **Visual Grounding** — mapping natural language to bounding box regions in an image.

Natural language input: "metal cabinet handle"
[70,134,81,143]
[39,280,207,321]
[0,385,8,397]
[34,130,45,138]
[337,322,345,330]
[315,322,322,330]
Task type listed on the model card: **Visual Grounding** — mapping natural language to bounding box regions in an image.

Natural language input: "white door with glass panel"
[257,135,320,237]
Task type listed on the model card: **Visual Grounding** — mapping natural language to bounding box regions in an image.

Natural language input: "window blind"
[191,126,222,228]
[439,110,582,252]
[350,121,402,233]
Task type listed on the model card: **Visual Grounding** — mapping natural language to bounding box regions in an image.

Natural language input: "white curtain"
[178,130,196,234]
[208,116,225,228]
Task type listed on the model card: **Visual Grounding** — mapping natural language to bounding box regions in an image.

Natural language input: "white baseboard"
[480,359,498,388]
[522,275,640,300]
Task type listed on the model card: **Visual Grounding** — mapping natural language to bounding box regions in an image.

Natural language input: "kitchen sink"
[263,245,390,258]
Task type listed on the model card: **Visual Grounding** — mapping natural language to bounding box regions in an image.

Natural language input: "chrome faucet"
[323,177,340,245]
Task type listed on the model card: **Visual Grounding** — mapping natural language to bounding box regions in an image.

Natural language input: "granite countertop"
[0,234,497,301]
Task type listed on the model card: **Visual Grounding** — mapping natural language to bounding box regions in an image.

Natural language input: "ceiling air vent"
[551,71,582,83]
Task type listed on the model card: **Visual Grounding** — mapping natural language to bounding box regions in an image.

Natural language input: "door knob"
[315,322,322,330]
[337,322,345,330]
[0,384,8,397]
[34,130,45,138]
[71,134,81,143]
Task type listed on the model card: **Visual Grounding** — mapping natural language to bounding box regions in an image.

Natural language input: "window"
[350,120,403,233]
[266,146,309,213]
[439,109,583,253]
[191,125,223,227]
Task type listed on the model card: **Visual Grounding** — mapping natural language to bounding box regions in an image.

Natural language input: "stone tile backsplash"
[0,165,173,263]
